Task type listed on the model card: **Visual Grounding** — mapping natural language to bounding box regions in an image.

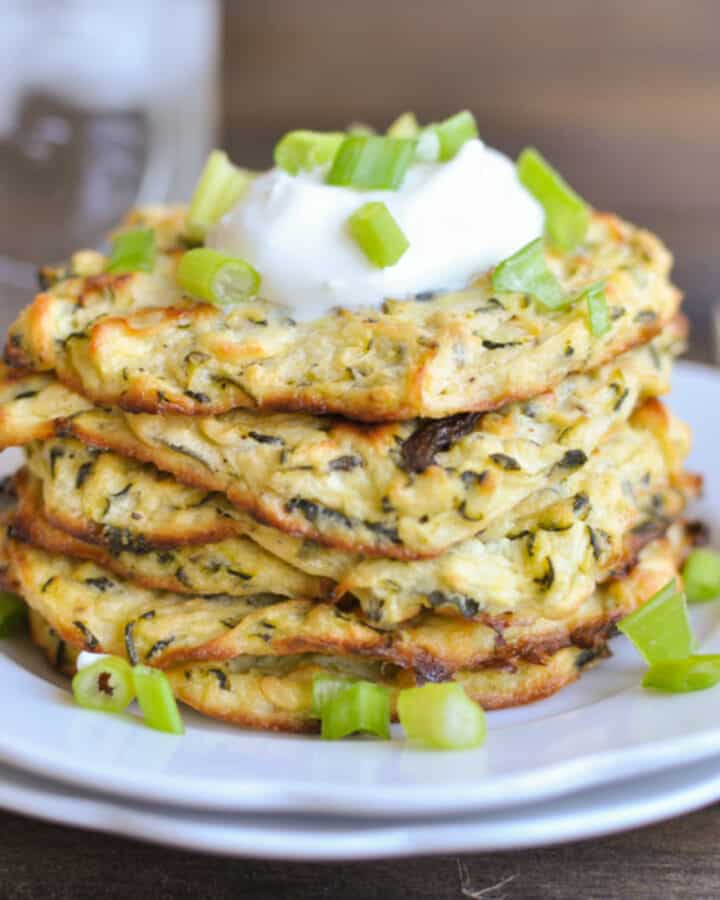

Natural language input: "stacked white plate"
[1,362,719,861]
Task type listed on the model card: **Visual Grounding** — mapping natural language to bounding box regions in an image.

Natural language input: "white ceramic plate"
[0,362,718,821]
[2,749,720,860]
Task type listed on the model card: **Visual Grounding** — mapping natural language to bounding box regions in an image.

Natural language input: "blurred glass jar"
[0,0,219,325]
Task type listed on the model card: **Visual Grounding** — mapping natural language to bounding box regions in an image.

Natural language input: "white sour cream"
[76,651,110,671]
[208,139,544,321]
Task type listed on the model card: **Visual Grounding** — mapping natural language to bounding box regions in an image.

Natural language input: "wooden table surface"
[2,3,719,896]
[1,795,719,900]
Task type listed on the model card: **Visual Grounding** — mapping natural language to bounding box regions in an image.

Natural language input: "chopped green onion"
[346,122,376,136]
[517,147,590,250]
[177,248,261,306]
[386,112,420,138]
[397,683,486,750]
[386,113,441,162]
[492,238,566,309]
[347,201,409,268]
[433,111,478,161]
[312,673,354,716]
[618,580,695,664]
[72,656,135,714]
[133,665,184,735]
[320,681,391,740]
[643,655,720,693]
[415,128,441,163]
[582,282,611,337]
[683,549,720,603]
[274,130,345,174]
[106,229,156,275]
[0,592,27,638]
[186,150,254,242]
[326,136,416,190]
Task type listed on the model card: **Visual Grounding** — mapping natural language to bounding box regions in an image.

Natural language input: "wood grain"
[1,801,719,899]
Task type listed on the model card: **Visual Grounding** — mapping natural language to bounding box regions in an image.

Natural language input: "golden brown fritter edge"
[21,392,695,572]
[19,400,699,634]
[6,483,694,681]
[0,320,685,559]
[20,525,697,731]
[5,208,681,422]
[11,467,332,601]
[27,608,607,731]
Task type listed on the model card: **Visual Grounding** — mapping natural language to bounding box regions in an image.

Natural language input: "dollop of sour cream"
[208,139,544,321]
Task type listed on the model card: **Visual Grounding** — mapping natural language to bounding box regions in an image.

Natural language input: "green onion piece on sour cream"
[386,112,420,138]
[432,110,478,162]
[274,130,345,174]
[517,147,590,250]
[186,150,254,242]
[326,136,416,190]
[347,201,409,268]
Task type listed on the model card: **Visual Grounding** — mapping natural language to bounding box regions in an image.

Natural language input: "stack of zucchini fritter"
[0,207,700,732]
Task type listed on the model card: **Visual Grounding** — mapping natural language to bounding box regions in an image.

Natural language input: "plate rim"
[2,751,720,860]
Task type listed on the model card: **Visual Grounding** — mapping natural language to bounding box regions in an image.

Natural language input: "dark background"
[2,2,720,899]
[221,0,720,362]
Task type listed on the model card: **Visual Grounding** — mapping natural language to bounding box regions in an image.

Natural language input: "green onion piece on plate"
[72,656,136,714]
[312,673,353,717]
[106,229,156,275]
[326,136,416,190]
[320,681,391,741]
[386,111,420,138]
[492,238,567,309]
[517,147,590,250]
[580,281,611,337]
[133,665,184,735]
[682,549,720,603]
[274,130,345,174]
[177,248,261,306]
[618,580,695,664]
[433,110,478,161]
[643,655,720,693]
[397,683,486,751]
[186,150,254,242]
[348,201,409,268]
[0,592,28,638]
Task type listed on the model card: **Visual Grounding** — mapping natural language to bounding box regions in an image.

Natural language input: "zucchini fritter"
[21,399,695,627]
[20,524,693,730]
[25,515,686,730]
[29,612,602,730]
[0,325,682,557]
[12,468,331,601]
[5,208,680,422]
